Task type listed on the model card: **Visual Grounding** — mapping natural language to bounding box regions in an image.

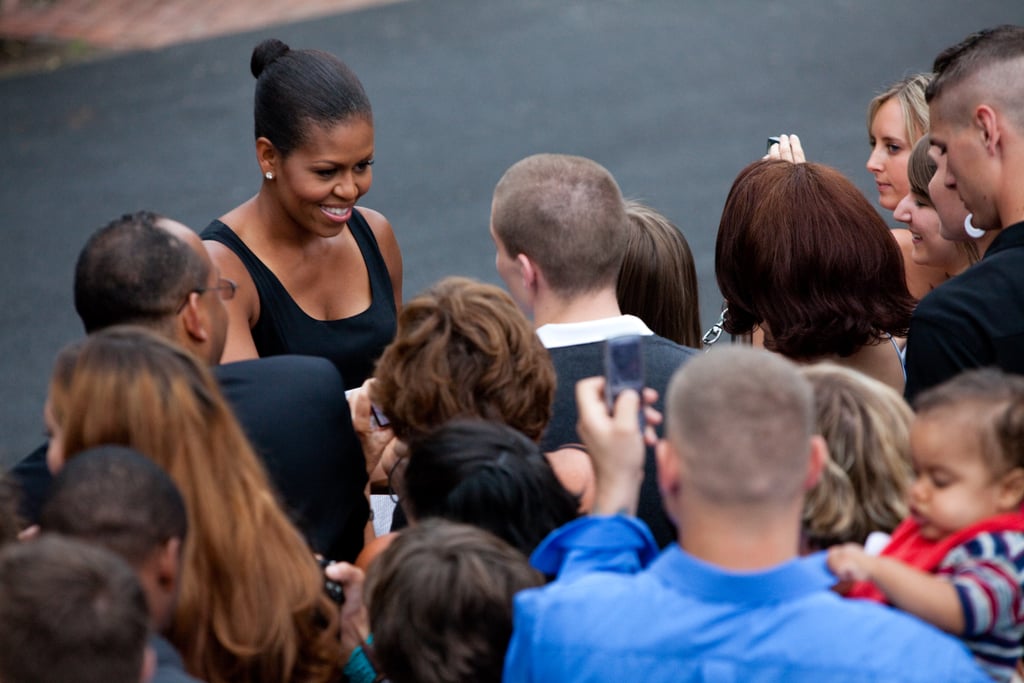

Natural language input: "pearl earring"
[265,171,274,180]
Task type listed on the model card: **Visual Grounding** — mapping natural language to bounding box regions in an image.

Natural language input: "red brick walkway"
[0,0,403,50]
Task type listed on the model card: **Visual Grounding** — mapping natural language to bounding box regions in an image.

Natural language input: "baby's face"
[907,413,1012,541]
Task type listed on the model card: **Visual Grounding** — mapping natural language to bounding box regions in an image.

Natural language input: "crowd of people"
[1,23,1024,683]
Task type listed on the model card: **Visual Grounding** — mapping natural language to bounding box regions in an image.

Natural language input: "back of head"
[0,534,149,683]
[715,159,914,358]
[40,444,187,568]
[251,38,372,157]
[914,368,1024,474]
[366,519,544,683]
[74,210,206,334]
[926,25,1024,130]
[401,420,579,555]
[372,276,555,442]
[666,346,814,506]
[491,153,628,298]
[49,326,339,683]
[867,73,932,144]
[617,200,702,348]
[800,364,913,549]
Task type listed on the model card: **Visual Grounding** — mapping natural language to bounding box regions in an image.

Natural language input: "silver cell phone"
[604,334,645,427]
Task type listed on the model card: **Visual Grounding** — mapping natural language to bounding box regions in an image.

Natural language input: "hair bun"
[250,39,291,78]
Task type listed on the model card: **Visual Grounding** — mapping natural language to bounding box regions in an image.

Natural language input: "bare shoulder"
[358,206,403,307]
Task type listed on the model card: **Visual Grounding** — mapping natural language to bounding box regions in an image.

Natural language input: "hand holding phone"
[604,335,645,429]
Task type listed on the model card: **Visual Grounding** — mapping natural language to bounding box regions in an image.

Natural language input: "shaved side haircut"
[925,25,1024,130]
[491,153,628,297]
[665,346,815,505]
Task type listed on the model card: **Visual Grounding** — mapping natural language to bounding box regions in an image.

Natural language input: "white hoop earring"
[265,171,275,180]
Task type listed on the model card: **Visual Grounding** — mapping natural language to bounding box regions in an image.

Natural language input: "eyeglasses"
[197,277,237,301]
[177,277,237,312]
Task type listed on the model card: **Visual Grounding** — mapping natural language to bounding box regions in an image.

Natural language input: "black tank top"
[201,209,397,389]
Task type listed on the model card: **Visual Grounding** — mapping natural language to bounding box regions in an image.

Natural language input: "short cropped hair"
[40,444,188,568]
[0,534,149,683]
[401,420,579,555]
[913,369,1024,476]
[715,160,914,359]
[666,346,814,505]
[867,73,931,147]
[800,364,914,549]
[372,277,555,442]
[926,25,1024,130]
[74,210,206,333]
[491,153,628,297]
[366,520,544,683]
[617,200,702,348]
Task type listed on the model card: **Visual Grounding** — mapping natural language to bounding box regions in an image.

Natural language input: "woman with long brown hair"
[44,326,341,683]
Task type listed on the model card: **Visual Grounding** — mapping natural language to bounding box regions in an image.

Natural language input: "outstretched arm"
[828,543,964,634]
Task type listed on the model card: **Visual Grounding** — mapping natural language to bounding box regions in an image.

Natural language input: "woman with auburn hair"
[354,277,589,566]
[617,200,702,349]
[370,276,556,444]
[715,159,915,392]
[43,326,341,683]
[799,364,914,551]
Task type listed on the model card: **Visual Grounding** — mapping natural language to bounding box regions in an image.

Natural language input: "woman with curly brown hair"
[44,326,342,683]
[715,159,916,392]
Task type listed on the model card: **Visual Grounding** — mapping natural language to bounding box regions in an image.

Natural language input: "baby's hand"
[827,543,873,583]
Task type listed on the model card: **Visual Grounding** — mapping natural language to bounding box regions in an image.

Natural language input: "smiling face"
[867,98,914,211]
[892,192,962,271]
[907,411,1015,541]
[263,116,375,238]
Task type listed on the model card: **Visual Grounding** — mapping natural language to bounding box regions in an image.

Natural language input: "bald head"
[665,347,815,506]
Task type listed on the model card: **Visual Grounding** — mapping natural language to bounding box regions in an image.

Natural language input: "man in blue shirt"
[503,346,989,682]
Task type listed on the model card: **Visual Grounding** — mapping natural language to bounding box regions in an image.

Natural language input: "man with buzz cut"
[489,153,696,547]
[12,211,370,562]
[503,347,990,682]
[904,25,1024,401]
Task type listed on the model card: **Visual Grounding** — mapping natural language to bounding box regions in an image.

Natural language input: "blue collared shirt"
[504,516,990,683]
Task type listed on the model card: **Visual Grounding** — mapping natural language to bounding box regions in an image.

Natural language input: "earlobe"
[656,440,682,500]
[997,467,1024,513]
[517,254,538,294]
[975,105,1000,155]
[255,137,279,176]
[180,295,209,343]
[803,435,828,492]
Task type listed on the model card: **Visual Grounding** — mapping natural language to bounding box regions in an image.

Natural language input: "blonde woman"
[44,327,341,683]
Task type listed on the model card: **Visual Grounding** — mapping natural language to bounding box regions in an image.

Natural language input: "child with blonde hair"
[829,369,1024,682]
[800,364,914,550]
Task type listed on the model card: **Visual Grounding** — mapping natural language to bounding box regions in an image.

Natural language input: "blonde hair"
[800,364,914,550]
[867,73,932,146]
[49,327,339,683]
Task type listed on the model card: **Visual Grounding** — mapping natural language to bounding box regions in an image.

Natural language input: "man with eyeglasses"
[11,210,371,564]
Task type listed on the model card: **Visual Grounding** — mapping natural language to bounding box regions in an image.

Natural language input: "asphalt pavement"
[1,0,1021,467]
